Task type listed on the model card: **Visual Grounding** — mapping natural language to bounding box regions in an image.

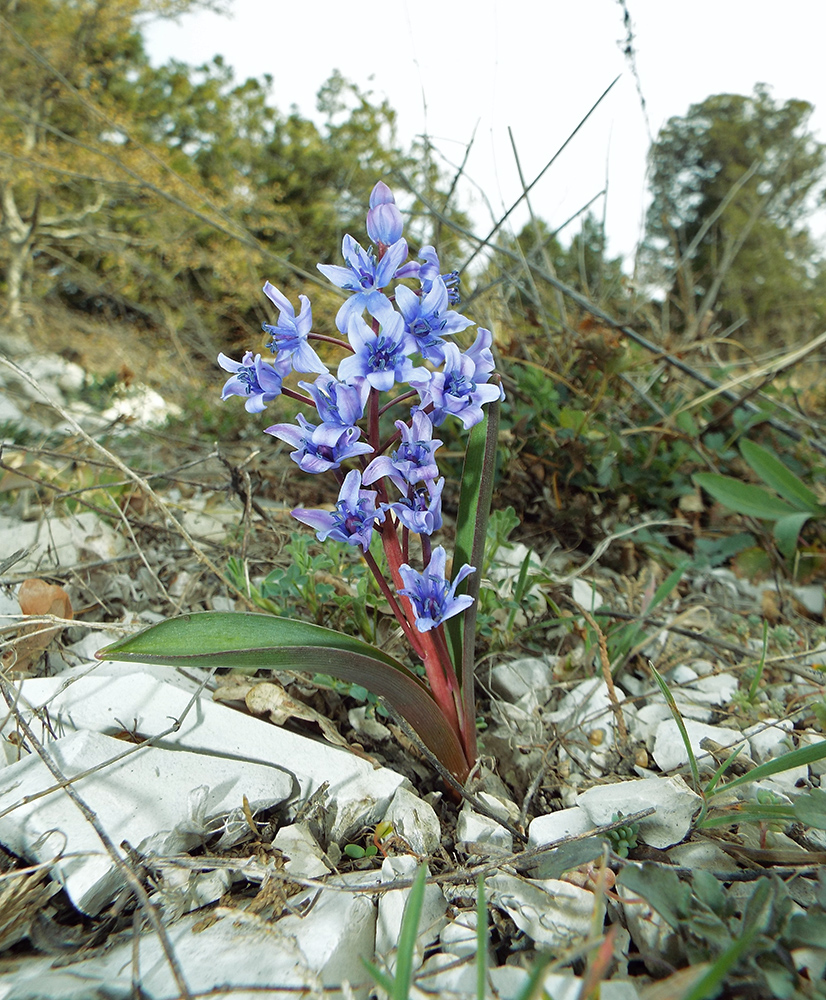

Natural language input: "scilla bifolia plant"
[99,182,502,782]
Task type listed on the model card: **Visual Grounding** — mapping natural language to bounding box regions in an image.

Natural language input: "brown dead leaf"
[1,578,73,673]
[214,677,349,748]
[17,579,73,619]
[244,681,348,747]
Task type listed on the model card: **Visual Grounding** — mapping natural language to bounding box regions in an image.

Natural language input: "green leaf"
[794,787,826,829]
[394,864,428,1000]
[448,395,501,751]
[519,838,606,879]
[773,511,813,558]
[740,439,823,511]
[617,862,691,929]
[694,473,797,519]
[709,739,826,796]
[680,881,771,1000]
[98,612,469,779]
[476,873,488,1000]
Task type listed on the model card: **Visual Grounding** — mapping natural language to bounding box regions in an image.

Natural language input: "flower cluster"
[219,180,502,639]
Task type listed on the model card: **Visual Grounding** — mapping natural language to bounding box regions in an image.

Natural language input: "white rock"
[375,856,446,970]
[652,719,746,773]
[383,786,441,856]
[101,383,182,427]
[746,718,794,762]
[152,864,232,919]
[9,881,377,999]
[489,656,555,705]
[276,880,377,995]
[0,729,293,914]
[791,584,825,616]
[5,667,407,842]
[348,705,392,741]
[690,659,717,676]
[680,673,739,706]
[456,801,512,853]
[439,910,479,958]
[529,806,593,847]
[668,664,698,685]
[798,731,826,776]
[545,677,626,734]
[668,839,733,871]
[577,775,702,848]
[572,578,604,613]
[273,823,331,879]
[488,872,594,949]
[0,510,125,574]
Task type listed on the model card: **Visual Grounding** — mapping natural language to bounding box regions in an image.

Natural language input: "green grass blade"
[361,957,396,997]
[394,864,428,1000]
[709,738,826,796]
[476,873,488,1000]
[650,663,701,793]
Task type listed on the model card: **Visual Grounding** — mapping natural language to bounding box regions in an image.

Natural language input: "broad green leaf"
[773,511,814,558]
[680,882,771,1000]
[694,473,797,519]
[519,838,606,879]
[794,787,826,830]
[617,862,690,929]
[740,439,823,512]
[98,612,469,779]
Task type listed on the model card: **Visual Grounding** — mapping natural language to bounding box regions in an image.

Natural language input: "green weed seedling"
[694,438,826,564]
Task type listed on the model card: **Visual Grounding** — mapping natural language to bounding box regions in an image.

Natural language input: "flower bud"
[367,181,403,245]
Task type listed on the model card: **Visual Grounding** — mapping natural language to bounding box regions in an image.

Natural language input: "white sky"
[143,1,826,265]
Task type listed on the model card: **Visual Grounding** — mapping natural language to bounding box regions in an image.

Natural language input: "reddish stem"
[309,332,352,352]
[379,521,464,740]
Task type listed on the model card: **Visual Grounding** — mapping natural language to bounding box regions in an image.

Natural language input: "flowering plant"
[99,182,501,783]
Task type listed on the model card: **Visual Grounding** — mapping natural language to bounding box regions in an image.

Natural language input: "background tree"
[0,0,454,366]
[641,85,826,347]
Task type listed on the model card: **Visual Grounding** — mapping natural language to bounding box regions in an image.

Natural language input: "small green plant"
[694,438,826,561]
[617,864,826,998]
[606,813,639,858]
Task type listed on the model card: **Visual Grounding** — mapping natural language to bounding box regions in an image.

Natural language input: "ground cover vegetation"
[4,0,826,996]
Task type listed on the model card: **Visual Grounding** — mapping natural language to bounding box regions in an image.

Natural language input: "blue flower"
[384,477,444,536]
[265,413,373,473]
[337,294,430,392]
[366,181,404,247]
[262,281,328,374]
[398,546,475,633]
[318,235,419,330]
[417,246,460,304]
[362,410,443,492]
[412,342,502,429]
[218,351,290,412]
[298,373,369,428]
[292,469,383,552]
[395,276,474,363]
